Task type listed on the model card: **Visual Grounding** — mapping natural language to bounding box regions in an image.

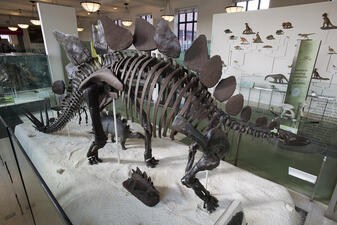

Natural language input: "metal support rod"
[268,90,273,110]
[311,156,327,201]
[326,54,332,72]
[234,132,242,166]
[112,99,120,164]
[257,89,262,109]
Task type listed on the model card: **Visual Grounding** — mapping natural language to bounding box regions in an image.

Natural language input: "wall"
[211,1,337,112]
[37,2,78,82]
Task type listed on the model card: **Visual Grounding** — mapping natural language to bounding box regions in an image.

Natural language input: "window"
[178,9,198,51]
[140,14,153,24]
[0,35,11,43]
[113,19,122,26]
[236,0,270,11]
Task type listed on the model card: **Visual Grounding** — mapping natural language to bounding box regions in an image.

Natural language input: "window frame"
[177,9,198,42]
[140,14,153,24]
[235,0,269,11]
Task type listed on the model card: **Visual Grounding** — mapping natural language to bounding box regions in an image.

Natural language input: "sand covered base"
[15,119,301,225]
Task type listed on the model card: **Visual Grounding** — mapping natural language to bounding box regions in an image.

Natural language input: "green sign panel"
[285,40,321,121]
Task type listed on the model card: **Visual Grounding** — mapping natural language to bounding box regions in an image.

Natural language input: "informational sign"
[285,40,321,122]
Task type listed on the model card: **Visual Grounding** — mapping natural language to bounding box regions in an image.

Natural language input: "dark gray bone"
[100,15,133,51]
[184,35,208,73]
[52,80,65,95]
[92,20,108,55]
[240,106,251,122]
[53,30,90,66]
[200,55,222,88]
[154,19,181,58]
[133,18,157,51]
[214,76,236,102]
[226,94,244,116]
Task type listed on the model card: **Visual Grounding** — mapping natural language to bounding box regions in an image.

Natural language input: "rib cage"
[43,51,277,140]
[112,52,277,140]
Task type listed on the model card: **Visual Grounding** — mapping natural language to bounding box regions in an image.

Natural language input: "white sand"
[15,119,300,225]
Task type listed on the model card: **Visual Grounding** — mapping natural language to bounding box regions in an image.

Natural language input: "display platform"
[15,119,301,225]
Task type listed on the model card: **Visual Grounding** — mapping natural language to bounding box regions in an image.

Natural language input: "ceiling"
[0,0,165,21]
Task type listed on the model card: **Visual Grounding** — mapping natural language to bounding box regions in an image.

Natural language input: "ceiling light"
[122,20,132,27]
[225,6,244,13]
[77,27,84,32]
[162,0,174,22]
[161,15,174,22]
[18,24,29,29]
[122,3,132,27]
[81,1,101,13]
[8,26,18,31]
[30,19,41,25]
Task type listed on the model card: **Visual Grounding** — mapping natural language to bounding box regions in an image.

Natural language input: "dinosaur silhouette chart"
[24,17,311,213]
[266,35,275,40]
[312,68,329,80]
[242,23,255,34]
[321,13,337,30]
[265,74,288,84]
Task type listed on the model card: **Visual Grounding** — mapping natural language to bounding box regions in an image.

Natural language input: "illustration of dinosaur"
[253,32,263,43]
[276,30,284,35]
[264,74,288,84]
[298,33,315,39]
[328,46,336,54]
[240,36,249,44]
[321,13,337,29]
[24,17,310,212]
[312,68,329,80]
[282,22,293,29]
[242,23,255,34]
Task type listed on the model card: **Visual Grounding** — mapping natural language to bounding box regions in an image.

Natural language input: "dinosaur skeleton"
[25,17,310,212]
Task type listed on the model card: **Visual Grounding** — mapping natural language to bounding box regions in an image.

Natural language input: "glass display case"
[0,53,52,107]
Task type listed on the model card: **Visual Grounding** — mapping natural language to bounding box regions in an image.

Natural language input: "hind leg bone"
[181,153,220,213]
[86,84,107,164]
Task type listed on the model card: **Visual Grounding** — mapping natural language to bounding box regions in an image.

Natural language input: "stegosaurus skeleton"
[25,17,310,212]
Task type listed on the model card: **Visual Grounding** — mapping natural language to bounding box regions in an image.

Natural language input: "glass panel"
[179,24,185,41]
[179,13,185,22]
[247,0,259,11]
[237,1,247,11]
[0,54,52,93]
[259,0,270,9]
[10,132,69,225]
[186,23,193,42]
[187,12,193,21]
[0,121,35,225]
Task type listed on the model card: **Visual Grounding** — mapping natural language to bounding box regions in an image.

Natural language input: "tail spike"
[45,102,49,127]
[40,108,44,126]
[23,108,44,129]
